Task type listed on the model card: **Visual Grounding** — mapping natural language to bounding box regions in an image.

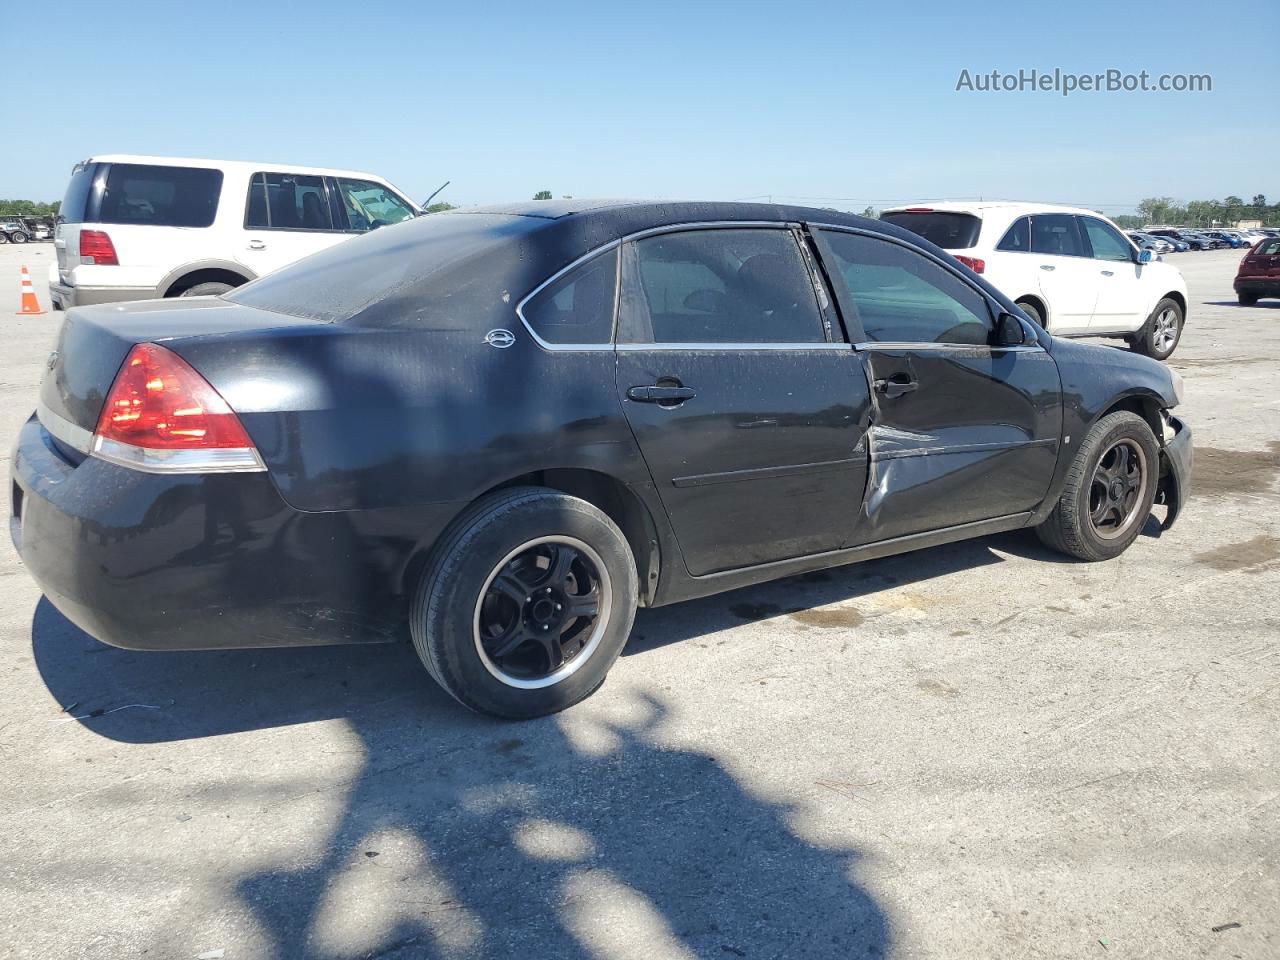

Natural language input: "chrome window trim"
[91,436,267,474]
[515,220,802,353]
[37,401,93,455]
[854,341,1044,353]
[515,240,622,352]
[616,341,851,352]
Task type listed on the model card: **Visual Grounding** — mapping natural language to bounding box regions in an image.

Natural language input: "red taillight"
[955,255,985,274]
[902,207,935,213]
[95,343,253,450]
[79,229,118,266]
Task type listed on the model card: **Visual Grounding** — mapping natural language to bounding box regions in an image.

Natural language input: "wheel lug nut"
[554,603,561,611]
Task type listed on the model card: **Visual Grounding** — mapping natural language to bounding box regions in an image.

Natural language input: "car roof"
[881,200,1102,219]
[450,198,878,227]
[82,154,397,183]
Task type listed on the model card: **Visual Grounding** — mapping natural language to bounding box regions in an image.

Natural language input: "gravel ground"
[0,244,1276,960]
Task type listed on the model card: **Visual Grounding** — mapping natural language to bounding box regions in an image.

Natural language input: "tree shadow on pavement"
[32,601,889,959]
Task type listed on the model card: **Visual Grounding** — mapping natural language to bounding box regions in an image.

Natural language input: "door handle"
[1101,270,1114,277]
[247,240,266,250]
[873,375,918,400]
[1040,264,1056,271]
[628,384,696,403]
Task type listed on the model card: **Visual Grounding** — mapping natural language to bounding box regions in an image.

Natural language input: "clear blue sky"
[4,0,1276,215]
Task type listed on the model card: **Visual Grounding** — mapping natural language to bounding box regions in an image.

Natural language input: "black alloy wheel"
[474,537,611,686]
[1088,439,1147,540]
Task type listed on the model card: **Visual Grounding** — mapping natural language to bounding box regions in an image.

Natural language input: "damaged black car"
[10,200,1192,718]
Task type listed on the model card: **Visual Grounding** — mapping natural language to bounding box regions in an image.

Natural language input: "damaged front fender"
[1156,414,1193,530]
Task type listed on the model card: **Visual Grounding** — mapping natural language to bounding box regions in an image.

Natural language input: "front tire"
[1130,297,1183,360]
[1036,411,1159,562]
[411,487,638,719]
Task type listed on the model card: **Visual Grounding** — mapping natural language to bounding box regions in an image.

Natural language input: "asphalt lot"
[1,244,1276,960]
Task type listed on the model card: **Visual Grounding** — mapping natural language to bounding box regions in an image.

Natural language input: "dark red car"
[1236,238,1280,305]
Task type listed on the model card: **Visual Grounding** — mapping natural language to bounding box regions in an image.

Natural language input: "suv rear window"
[880,211,982,249]
[68,163,224,228]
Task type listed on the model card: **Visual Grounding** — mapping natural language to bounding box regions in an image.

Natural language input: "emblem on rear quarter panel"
[484,329,516,349]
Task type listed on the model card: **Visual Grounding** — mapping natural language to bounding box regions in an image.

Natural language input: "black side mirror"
[996,312,1029,346]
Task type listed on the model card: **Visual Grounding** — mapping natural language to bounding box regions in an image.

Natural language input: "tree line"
[1119,195,1275,229]
[0,199,60,217]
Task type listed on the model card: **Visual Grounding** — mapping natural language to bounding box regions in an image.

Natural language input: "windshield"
[880,211,982,249]
[226,212,547,323]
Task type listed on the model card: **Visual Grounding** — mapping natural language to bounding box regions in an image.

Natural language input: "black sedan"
[11,200,1192,718]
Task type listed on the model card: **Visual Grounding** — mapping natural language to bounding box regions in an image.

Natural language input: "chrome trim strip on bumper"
[91,436,266,474]
[36,401,92,454]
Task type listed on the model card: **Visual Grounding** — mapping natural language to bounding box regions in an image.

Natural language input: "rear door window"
[333,178,416,231]
[1030,214,1086,257]
[521,248,618,345]
[96,164,222,227]
[879,211,982,249]
[818,230,993,345]
[618,228,826,344]
[245,172,336,231]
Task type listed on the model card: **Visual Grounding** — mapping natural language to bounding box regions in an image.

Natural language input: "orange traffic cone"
[17,265,47,316]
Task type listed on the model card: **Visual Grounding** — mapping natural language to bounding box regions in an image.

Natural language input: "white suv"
[49,154,421,309]
[881,202,1189,360]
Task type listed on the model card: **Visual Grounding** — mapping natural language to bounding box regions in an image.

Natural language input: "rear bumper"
[1157,415,1192,530]
[48,280,157,309]
[10,414,446,651]
[1234,277,1280,295]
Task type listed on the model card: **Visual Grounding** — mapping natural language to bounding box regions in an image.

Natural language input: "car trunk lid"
[38,297,329,443]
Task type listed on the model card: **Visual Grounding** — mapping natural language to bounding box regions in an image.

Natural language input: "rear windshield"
[880,211,982,249]
[226,212,547,323]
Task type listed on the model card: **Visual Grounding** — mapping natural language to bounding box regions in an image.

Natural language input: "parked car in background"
[1202,230,1245,249]
[1148,229,1210,251]
[881,202,1189,359]
[1192,232,1228,249]
[47,154,421,310]
[1127,232,1173,255]
[10,200,1192,718]
[1235,236,1280,305]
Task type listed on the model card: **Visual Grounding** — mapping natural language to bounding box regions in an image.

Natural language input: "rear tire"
[1130,297,1183,360]
[1238,292,1259,307]
[411,487,638,719]
[178,281,235,298]
[0,234,9,245]
[1036,411,1158,562]
[10,231,27,244]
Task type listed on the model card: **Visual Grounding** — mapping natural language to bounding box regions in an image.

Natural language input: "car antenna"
[422,181,451,211]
